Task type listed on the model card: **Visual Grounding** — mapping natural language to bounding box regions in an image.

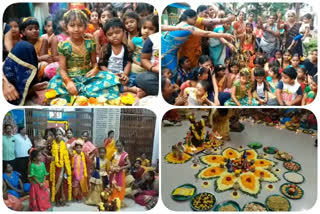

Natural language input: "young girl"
[282,50,292,69]
[225,68,258,106]
[184,80,215,106]
[86,147,109,205]
[175,56,192,85]
[131,159,145,181]
[71,140,88,201]
[252,68,268,105]
[123,11,140,45]
[128,15,158,86]
[3,163,25,198]
[297,67,308,92]
[140,153,151,167]
[94,7,116,55]
[47,9,121,102]
[226,61,240,90]
[28,149,51,211]
[89,8,100,33]
[109,140,131,206]
[215,64,228,92]
[290,54,302,70]
[302,75,317,105]
[50,128,72,205]
[267,66,281,100]
[20,17,50,64]
[53,9,69,42]
[241,23,255,54]
[8,18,21,49]
[41,16,54,55]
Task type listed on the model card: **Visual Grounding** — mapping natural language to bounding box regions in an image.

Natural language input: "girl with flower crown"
[71,139,88,201]
[49,128,72,206]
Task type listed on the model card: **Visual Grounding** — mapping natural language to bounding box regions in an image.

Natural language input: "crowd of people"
[3,125,158,211]
[3,3,159,106]
[161,4,317,106]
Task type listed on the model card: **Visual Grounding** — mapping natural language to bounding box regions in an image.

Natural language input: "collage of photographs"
[0,1,318,213]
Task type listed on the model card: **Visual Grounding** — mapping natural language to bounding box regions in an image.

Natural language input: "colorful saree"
[109,152,128,202]
[3,41,38,105]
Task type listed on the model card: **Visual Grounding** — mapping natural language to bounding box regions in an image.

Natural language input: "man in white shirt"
[15,126,32,183]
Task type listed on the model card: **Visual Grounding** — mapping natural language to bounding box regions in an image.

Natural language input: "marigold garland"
[50,140,72,202]
[72,150,87,178]
[191,119,205,141]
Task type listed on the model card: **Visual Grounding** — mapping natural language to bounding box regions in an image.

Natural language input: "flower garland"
[72,150,87,178]
[50,140,72,202]
[191,119,205,141]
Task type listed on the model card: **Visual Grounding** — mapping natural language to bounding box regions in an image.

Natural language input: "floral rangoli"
[196,147,279,197]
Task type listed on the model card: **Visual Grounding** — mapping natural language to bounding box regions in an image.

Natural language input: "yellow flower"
[45,89,57,99]
[120,93,135,105]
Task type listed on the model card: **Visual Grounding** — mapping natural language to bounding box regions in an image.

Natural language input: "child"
[71,140,88,201]
[302,75,317,105]
[252,68,268,105]
[163,68,179,91]
[251,56,266,83]
[179,74,198,96]
[290,54,303,70]
[109,140,131,206]
[297,67,308,92]
[28,149,51,211]
[225,68,258,106]
[241,23,255,54]
[226,61,240,90]
[215,64,227,92]
[175,56,192,85]
[3,163,25,198]
[47,9,121,101]
[94,7,116,55]
[282,50,291,69]
[98,18,136,92]
[86,147,109,206]
[140,153,150,167]
[128,15,158,86]
[8,18,21,49]
[288,13,312,51]
[123,11,140,45]
[266,66,281,104]
[184,80,215,106]
[53,9,69,42]
[20,17,50,64]
[131,159,145,181]
[41,16,54,55]
[276,67,303,106]
[89,8,100,33]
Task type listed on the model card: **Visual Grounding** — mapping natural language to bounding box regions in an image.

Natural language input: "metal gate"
[25,109,93,142]
[119,109,156,163]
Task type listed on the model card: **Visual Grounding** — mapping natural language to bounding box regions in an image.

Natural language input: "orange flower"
[79,101,88,106]
[88,97,98,105]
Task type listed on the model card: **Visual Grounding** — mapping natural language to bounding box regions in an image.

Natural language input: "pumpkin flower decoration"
[45,89,57,99]
[196,147,279,197]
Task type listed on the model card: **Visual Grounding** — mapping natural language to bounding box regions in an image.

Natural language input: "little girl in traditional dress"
[71,140,88,201]
[241,23,255,54]
[29,149,51,211]
[47,9,121,102]
[86,147,109,205]
[225,68,258,106]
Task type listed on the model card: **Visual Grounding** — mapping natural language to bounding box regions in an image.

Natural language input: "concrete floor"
[53,198,145,211]
[161,110,317,211]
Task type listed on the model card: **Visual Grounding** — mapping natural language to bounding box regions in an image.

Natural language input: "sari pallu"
[50,166,69,202]
[161,29,192,73]
[109,152,128,202]
[3,41,38,106]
